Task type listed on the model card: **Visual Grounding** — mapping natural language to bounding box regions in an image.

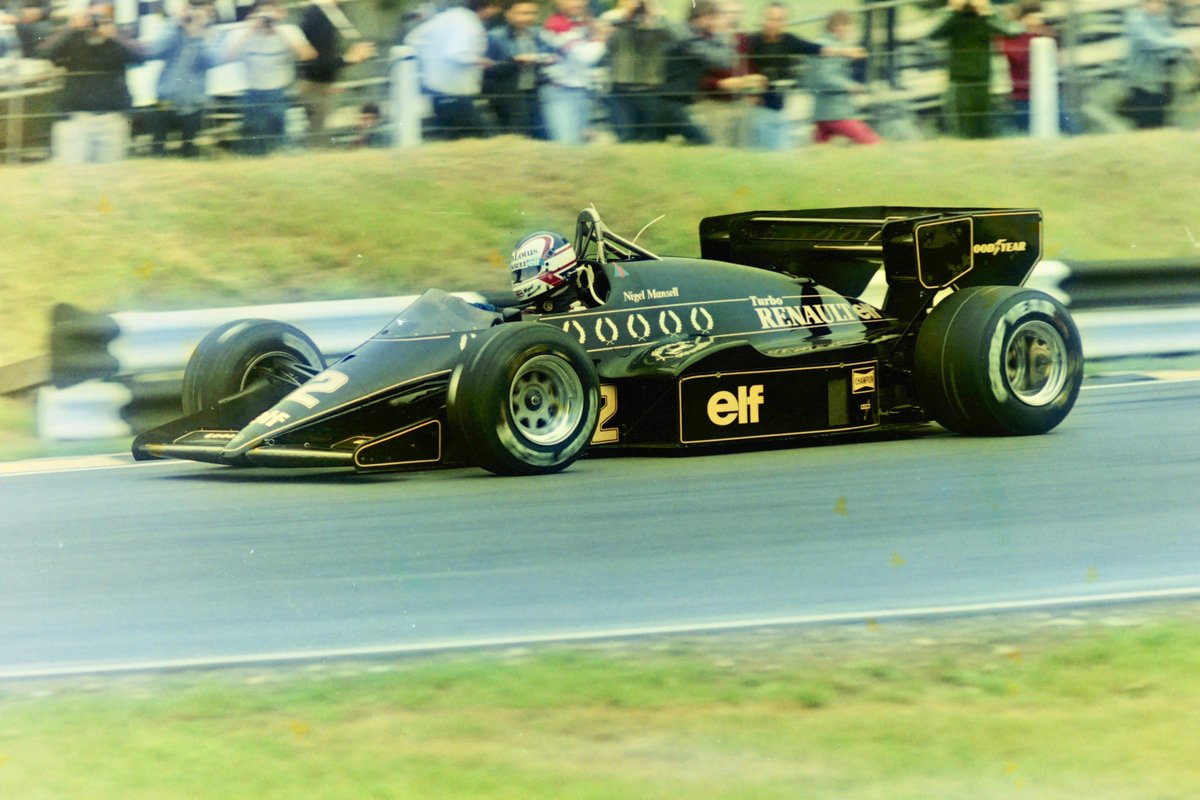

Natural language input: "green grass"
[4,132,1200,368]
[2,613,1200,798]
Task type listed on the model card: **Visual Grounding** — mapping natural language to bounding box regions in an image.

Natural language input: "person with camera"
[143,3,222,157]
[225,0,316,155]
[38,3,145,163]
[929,0,1020,138]
[602,0,676,142]
[1,0,53,56]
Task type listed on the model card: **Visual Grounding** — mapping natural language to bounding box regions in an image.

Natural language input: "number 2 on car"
[286,370,349,409]
[592,384,619,444]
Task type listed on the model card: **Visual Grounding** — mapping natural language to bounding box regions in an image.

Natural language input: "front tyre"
[182,319,325,415]
[914,286,1083,435]
[448,323,600,475]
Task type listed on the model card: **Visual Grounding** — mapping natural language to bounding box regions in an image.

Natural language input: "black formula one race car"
[133,207,1084,475]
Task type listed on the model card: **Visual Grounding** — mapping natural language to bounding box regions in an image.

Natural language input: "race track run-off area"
[1,377,1198,679]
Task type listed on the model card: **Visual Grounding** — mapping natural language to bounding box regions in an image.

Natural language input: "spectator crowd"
[0,0,1197,162]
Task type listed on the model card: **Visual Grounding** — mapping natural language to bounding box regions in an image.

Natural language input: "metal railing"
[4,0,1200,160]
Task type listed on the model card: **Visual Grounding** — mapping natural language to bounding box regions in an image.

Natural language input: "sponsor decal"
[176,430,239,444]
[622,287,680,303]
[752,300,883,330]
[564,307,715,348]
[852,366,876,394]
[658,309,683,336]
[648,339,713,362]
[595,317,620,345]
[252,409,291,428]
[973,239,1028,255]
[562,319,586,344]
[627,313,652,341]
[679,362,880,444]
[510,234,555,272]
[706,384,764,426]
[551,296,886,349]
[749,295,784,306]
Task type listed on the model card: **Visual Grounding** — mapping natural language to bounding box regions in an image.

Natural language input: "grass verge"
[2,607,1199,799]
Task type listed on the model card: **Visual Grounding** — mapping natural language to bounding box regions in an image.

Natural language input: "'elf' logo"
[707,385,764,426]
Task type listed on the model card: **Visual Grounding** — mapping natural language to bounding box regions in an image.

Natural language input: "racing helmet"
[509,231,578,303]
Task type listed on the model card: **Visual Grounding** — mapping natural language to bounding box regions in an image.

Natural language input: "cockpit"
[571,207,661,308]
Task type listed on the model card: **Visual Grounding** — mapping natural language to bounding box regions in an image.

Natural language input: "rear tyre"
[914,286,1083,435]
[182,319,325,415]
[448,323,600,475]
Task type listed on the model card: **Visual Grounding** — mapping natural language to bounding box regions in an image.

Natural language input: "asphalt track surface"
[2,378,1198,679]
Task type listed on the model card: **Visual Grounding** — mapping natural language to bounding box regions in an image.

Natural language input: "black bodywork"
[133,206,1045,471]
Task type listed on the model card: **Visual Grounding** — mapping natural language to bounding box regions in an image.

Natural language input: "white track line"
[0,455,178,478]
[1081,375,1200,391]
[4,585,1200,681]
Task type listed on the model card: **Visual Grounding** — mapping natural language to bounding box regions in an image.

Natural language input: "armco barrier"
[49,304,121,388]
[50,292,486,389]
[26,259,1200,441]
[1053,259,1200,309]
[38,291,492,440]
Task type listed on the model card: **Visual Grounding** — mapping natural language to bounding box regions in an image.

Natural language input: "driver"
[509,231,606,313]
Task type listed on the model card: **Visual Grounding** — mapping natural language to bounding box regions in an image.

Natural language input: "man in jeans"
[540,0,609,145]
[144,3,222,157]
[39,5,144,163]
[225,0,316,155]
[655,0,737,144]
[483,0,552,137]
[406,0,501,140]
[1124,0,1197,129]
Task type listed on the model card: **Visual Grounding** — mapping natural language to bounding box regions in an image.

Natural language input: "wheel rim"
[239,351,308,392]
[509,355,584,446]
[1004,320,1069,406]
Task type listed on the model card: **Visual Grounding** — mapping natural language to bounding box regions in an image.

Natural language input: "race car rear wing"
[699,207,1042,317]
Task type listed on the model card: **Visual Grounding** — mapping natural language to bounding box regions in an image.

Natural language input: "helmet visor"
[511,262,544,285]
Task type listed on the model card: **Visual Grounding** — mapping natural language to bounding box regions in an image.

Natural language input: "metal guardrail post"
[1030,36,1060,139]
[389,45,422,148]
[4,92,22,164]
